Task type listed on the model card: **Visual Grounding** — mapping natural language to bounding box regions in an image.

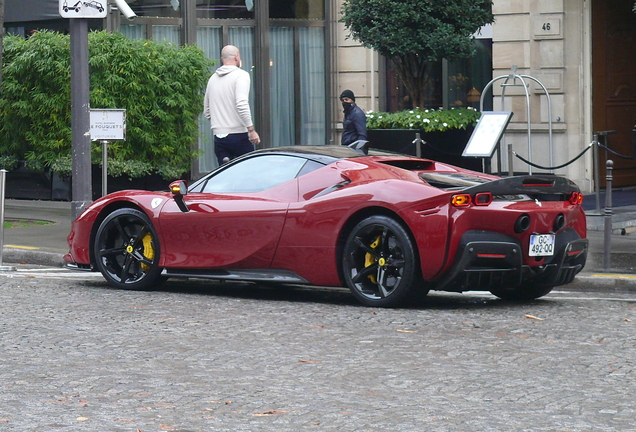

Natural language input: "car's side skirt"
[162,268,309,284]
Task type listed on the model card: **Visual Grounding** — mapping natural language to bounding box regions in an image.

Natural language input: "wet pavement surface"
[1,270,635,431]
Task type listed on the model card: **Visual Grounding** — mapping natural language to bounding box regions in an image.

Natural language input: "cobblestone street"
[1,270,636,431]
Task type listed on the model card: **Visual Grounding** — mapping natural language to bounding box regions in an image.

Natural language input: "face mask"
[342,102,352,110]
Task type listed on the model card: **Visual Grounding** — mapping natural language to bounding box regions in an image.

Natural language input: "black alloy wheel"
[94,208,163,290]
[342,215,422,307]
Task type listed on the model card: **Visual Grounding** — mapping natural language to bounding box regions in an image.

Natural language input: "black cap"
[340,89,355,101]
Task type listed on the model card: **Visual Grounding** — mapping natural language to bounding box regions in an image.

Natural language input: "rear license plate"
[529,234,555,257]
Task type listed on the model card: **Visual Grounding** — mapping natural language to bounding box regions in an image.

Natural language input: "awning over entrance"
[6,0,61,22]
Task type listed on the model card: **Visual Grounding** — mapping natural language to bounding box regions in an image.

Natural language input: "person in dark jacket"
[340,89,367,146]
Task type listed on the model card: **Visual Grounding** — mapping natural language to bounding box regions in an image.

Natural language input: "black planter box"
[367,127,483,172]
[5,164,170,202]
[6,165,56,200]
[90,165,169,200]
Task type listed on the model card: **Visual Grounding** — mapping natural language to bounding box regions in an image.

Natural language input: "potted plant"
[366,107,483,170]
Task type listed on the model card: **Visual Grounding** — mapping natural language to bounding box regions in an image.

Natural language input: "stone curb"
[586,213,636,232]
[561,273,636,294]
[2,248,66,268]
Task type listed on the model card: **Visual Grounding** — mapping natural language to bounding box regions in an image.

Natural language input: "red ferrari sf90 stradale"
[65,145,588,307]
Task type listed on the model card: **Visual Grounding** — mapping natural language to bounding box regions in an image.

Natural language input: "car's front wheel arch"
[89,202,149,268]
[93,207,163,290]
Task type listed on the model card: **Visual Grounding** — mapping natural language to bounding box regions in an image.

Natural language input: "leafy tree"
[341,0,494,109]
[0,31,212,179]
[0,0,4,86]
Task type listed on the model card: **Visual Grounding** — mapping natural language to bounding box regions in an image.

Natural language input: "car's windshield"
[197,155,312,193]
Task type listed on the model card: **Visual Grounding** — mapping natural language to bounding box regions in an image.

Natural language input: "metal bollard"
[603,160,613,272]
[508,144,513,176]
[593,133,601,214]
[413,133,423,159]
[0,170,17,271]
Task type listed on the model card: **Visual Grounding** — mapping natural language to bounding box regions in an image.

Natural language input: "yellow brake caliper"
[364,235,381,284]
[141,233,155,271]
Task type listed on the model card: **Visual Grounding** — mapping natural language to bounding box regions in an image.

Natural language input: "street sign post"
[63,1,136,215]
[90,109,126,141]
[59,0,107,19]
[90,109,126,196]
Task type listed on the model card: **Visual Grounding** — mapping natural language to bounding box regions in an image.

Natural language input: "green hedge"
[0,31,212,179]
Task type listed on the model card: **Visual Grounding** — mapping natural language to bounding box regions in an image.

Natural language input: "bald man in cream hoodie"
[204,45,260,165]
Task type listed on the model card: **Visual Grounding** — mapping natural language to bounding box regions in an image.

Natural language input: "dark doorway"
[592,0,636,187]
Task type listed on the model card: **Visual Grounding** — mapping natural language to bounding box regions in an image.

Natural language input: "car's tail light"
[451,194,472,207]
[451,192,493,207]
[474,192,492,206]
[569,192,583,205]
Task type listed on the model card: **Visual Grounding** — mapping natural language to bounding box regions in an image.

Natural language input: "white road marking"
[1,272,635,303]
[433,290,636,303]
[0,268,104,280]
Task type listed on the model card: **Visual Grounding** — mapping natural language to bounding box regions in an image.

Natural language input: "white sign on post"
[59,0,107,19]
[462,111,513,158]
[90,109,126,197]
[90,109,126,141]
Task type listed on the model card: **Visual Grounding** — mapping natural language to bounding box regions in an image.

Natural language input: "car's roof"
[250,145,405,164]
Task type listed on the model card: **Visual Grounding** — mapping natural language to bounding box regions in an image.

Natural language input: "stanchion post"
[593,132,601,214]
[0,169,17,272]
[603,159,613,272]
[507,144,513,176]
[413,133,422,159]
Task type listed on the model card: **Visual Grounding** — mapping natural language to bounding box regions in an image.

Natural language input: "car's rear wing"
[462,175,581,197]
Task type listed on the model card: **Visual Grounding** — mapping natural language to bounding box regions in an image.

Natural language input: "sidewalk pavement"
[1,198,635,293]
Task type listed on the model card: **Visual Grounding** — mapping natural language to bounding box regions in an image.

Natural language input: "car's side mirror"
[169,180,189,212]
[170,180,188,196]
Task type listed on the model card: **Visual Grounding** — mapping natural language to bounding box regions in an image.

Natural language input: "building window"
[196,0,255,19]
[6,26,26,37]
[270,27,296,146]
[385,62,442,112]
[128,0,181,17]
[299,26,326,145]
[123,0,328,175]
[384,38,493,112]
[153,25,180,43]
[447,39,493,110]
[270,0,324,19]
[196,26,256,173]
[269,25,326,147]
